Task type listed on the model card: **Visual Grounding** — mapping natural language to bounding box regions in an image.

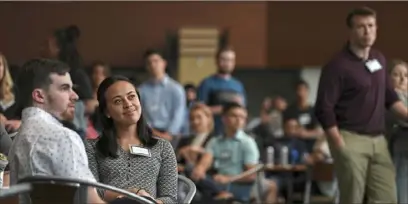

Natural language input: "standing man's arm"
[315,63,344,148]
[167,85,187,136]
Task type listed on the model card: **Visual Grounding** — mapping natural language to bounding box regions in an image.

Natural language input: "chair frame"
[226,164,265,203]
[177,174,196,204]
[19,175,156,204]
[303,162,339,204]
[0,183,32,204]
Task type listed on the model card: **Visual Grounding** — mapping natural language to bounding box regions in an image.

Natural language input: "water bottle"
[266,146,275,167]
[280,146,289,166]
[291,149,299,165]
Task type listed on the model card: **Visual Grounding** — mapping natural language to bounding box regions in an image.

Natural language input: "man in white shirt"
[8,59,104,203]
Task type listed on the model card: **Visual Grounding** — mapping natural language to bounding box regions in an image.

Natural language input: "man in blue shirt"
[197,46,246,134]
[139,49,186,140]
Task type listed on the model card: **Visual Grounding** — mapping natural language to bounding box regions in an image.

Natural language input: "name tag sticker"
[129,145,151,157]
[365,59,382,73]
[220,149,232,160]
[299,114,311,126]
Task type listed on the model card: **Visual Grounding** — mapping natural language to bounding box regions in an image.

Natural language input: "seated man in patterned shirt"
[8,59,105,203]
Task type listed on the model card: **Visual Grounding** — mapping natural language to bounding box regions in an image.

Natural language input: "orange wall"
[268,2,408,67]
[1,2,408,68]
[0,2,267,67]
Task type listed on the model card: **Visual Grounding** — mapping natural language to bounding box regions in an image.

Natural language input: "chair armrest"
[227,164,265,183]
[177,175,196,204]
[19,175,155,204]
[0,183,32,198]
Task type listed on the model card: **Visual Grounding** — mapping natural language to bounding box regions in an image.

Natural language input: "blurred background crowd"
[0,2,407,204]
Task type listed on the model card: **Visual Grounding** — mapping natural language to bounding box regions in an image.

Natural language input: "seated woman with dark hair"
[85,76,178,204]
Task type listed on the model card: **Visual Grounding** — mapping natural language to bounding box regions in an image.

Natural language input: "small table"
[264,164,309,204]
[264,164,307,172]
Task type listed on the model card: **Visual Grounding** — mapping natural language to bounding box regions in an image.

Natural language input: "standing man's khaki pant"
[327,130,397,204]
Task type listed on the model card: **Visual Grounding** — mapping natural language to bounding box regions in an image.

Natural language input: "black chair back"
[19,175,156,204]
[0,183,32,204]
[29,183,79,204]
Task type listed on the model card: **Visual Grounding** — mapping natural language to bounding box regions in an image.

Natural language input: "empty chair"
[19,175,156,204]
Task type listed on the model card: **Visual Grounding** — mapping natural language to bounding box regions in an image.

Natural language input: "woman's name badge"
[129,145,151,157]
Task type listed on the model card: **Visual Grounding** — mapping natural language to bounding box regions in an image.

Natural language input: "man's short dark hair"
[184,83,196,92]
[216,45,235,60]
[222,102,244,115]
[143,49,166,61]
[295,79,309,90]
[346,7,377,28]
[17,58,70,109]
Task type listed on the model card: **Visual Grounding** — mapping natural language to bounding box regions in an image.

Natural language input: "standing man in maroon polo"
[315,7,408,204]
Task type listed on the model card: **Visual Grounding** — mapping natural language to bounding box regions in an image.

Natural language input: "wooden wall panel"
[0,2,267,67]
[2,2,407,69]
[268,2,408,67]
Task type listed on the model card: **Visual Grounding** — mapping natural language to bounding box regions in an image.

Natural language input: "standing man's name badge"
[129,145,151,157]
[365,59,382,73]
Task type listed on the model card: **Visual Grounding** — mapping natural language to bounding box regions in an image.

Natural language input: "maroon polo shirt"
[315,44,399,136]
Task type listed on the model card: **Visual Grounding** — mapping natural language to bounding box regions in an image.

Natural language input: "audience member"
[245,97,273,132]
[85,75,178,204]
[0,53,21,133]
[252,96,287,140]
[315,7,408,203]
[387,59,408,203]
[185,83,197,108]
[8,58,104,204]
[197,46,246,134]
[177,103,214,166]
[265,119,308,198]
[88,60,111,137]
[276,119,308,158]
[90,61,111,99]
[177,103,233,200]
[284,80,323,151]
[180,83,198,136]
[139,49,186,140]
[264,96,287,138]
[191,102,278,203]
[42,25,95,137]
[285,81,321,136]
